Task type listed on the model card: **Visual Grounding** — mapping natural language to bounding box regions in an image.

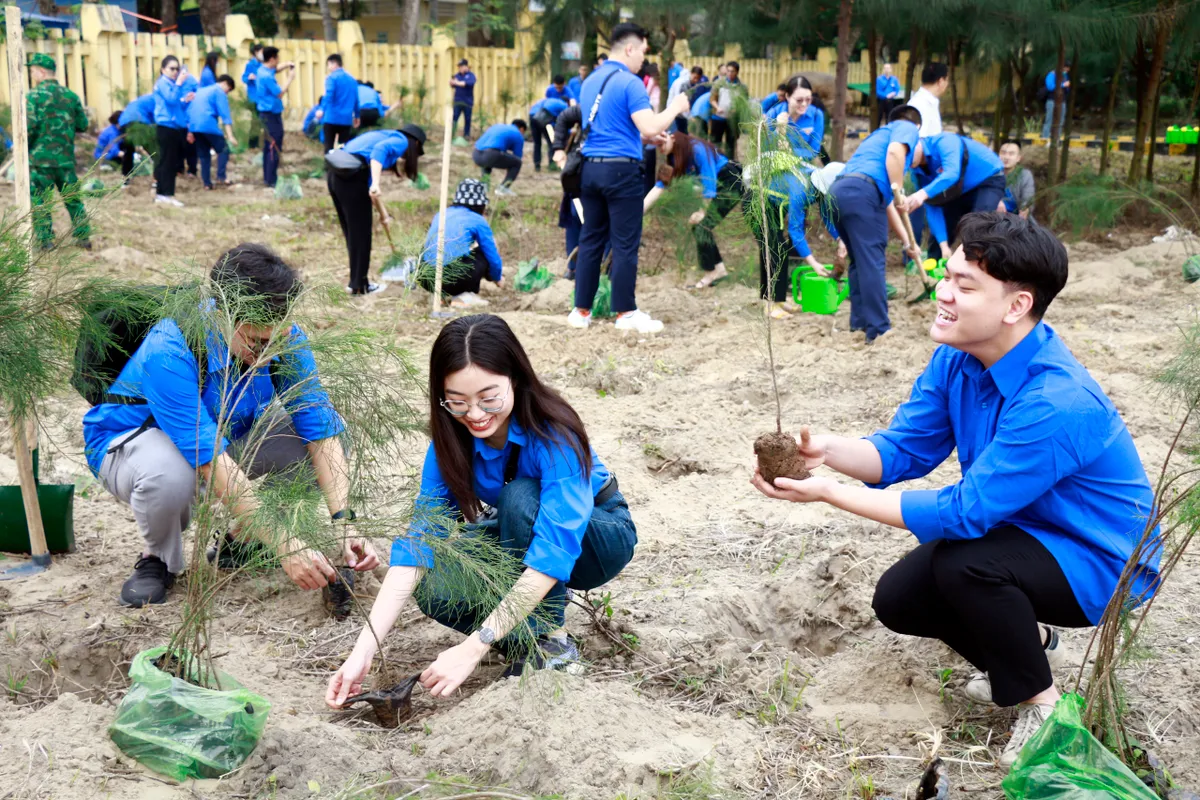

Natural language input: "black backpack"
[560,69,619,196]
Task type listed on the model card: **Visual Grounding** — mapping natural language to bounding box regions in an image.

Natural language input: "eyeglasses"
[439,383,510,417]
[166,66,179,72]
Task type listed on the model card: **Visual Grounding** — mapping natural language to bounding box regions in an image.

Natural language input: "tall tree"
[400,0,421,44]
[1128,0,1175,183]
[868,26,879,131]
[198,0,230,35]
[1047,36,1066,185]
[1099,46,1124,176]
[318,0,336,40]
[161,0,180,31]
[830,0,854,161]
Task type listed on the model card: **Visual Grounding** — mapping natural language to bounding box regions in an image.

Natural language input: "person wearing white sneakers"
[418,179,504,308]
[752,213,1160,771]
[152,55,194,207]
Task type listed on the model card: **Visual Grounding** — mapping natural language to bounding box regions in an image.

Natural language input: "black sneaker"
[77,239,93,251]
[502,634,582,678]
[120,555,175,607]
[205,533,269,570]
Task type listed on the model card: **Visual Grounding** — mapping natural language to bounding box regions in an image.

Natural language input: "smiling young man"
[752,212,1160,769]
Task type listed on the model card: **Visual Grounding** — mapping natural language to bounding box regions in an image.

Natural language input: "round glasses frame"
[439,383,510,417]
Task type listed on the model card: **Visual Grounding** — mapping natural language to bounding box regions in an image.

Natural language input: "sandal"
[693,269,728,289]
[768,303,792,320]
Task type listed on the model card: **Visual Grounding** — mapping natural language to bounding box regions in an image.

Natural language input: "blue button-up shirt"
[186,84,233,135]
[771,172,838,259]
[579,61,651,160]
[94,124,122,159]
[842,119,919,204]
[344,129,410,169]
[876,74,900,99]
[242,58,261,103]
[175,74,198,128]
[152,74,186,129]
[82,318,343,475]
[420,205,503,281]
[200,65,216,88]
[1045,70,1069,94]
[691,91,712,121]
[566,75,582,101]
[255,65,284,113]
[866,323,1159,623]
[530,97,569,120]
[357,84,383,112]
[545,83,570,101]
[391,420,610,581]
[322,68,360,125]
[453,70,476,106]
[474,123,525,157]
[914,134,1005,242]
[766,101,825,159]
[119,94,156,126]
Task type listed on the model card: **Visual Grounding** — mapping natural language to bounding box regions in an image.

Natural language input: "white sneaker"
[347,281,388,296]
[999,702,1054,769]
[965,625,1066,705]
[154,194,184,207]
[614,309,664,334]
[450,291,489,308]
[495,184,516,197]
[566,308,591,329]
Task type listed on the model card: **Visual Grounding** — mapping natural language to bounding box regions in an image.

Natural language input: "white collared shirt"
[908,87,943,136]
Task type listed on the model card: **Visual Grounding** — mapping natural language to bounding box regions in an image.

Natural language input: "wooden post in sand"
[431,103,454,316]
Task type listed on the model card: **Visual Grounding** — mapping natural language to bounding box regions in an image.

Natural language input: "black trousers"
[323,123,353,152]
[327,168,373,293]
[119,125,135,176]
[873,526,1091,707]
[642,146,657,195]
[710,117,738,159]
[474,148,522,185]
[876,98,899,128]
[181,136,197,175]
[418,247,491,297]
[154,125,184,196]
[359,108,380,127]
[757,200,791,302]
[695,162,745,272]
[531,111,553,168]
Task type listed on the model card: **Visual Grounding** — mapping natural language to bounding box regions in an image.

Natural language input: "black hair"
[218,74,236,90]
[1001,139,1023,150]
[921,62,949,85]
[777,82,788,92]
[784,74,824,111]
[609,22,648,47]
[364,81,375,88]
[726,60,740,72]
[690,65,703,76]
[262,46,280,63]
[956,213,1067,320]
[644,62,659,78]
[597,53,608,62]
[251,42,264,56]
[204,51,220,75]
[108,111,121,125]
[888,104,922,125]
[160,55,178,70]
[552,73,565,84]
[512,118,527,131]
[328,53,343,67]
[210,243,301,323]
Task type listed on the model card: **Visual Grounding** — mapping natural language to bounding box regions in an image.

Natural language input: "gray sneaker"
[1000,702,1054,769]
[965,625,1066,705]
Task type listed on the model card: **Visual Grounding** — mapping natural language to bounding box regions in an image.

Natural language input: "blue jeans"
[259,112,283,187]
[1041,99,1064,139]
[414,478,637,649]
[831,176,890,341]
[575,159,644,314]
[196,132,228,188]
[452,103,473,138]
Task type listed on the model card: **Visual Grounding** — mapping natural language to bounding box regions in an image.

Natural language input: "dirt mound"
[97,245,154,270]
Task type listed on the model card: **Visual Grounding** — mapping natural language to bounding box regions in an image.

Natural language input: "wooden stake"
[370,194,397,254]
[432,103,454,315]
[891,183,919,249]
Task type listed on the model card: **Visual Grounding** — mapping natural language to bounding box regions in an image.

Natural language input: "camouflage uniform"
[26,53,90,247]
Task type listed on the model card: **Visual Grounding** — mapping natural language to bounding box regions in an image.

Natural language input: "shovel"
[370,194,398,254]
[891,183,937,303]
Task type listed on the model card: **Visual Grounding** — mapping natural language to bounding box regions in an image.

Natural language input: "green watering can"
[794,268,849,315]
[0,448,75,556]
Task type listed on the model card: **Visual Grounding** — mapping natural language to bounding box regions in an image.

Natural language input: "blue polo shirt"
[303,104,322,141]
[579,61,651,160]
[566,75,583,101]
[768,101,825,158]
[82,318,343,475]
[200,65,216,88]
[391,420,611,582]
[876,74,900,99]
[357,84,383,112]
[867,322,1159,623]
[772,172,839,259]
[119,94,155,126]
[1045,70,1069,94]
[654,142,728,199]
[546,83,570,101]
[174,74,198,128]
[691,92,712,121]
[344,129,410,169]
[242,57,261,103]
[913,134,1004,241]
[474,123,525,158]
[94,124,121,159]
[255,65,284,113]
[186,84,233,135]
[152,75,186,129]
[322,68,360,125]
[531,97,569,119]
[453,71,476,106]
[841,119,919,204]
[420,205,503,281]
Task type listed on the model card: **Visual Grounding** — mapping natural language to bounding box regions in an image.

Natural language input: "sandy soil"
[2,131,1200,800]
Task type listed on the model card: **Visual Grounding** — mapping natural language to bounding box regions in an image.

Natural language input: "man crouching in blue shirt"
[752,212,1160,770]
[84,243,380,608]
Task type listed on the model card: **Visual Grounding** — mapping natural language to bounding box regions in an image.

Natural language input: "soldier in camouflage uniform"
[26,53,91,250]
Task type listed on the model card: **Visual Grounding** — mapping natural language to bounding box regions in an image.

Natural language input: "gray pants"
[1041,99,1065,139]
[98,416,310,575]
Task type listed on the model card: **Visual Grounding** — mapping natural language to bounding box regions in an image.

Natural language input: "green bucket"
[0,450,75,555]
[799,272,849,315]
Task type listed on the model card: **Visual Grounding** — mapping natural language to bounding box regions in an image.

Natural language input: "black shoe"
[120,555,175,607]
[564,268,576,281]
[77,239,92,251]
[206,533,269,570]
[322,567,356,620]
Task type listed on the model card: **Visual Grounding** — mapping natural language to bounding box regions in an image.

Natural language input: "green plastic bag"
[593,275,616,318]
[109,647,270,781]
[1002,693,1158,800]
[274,174,303,200]
[414,173,430,190]
[515,258,553,293]
[1183,255,1200,284]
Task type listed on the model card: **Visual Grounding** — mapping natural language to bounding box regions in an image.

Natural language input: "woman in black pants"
[326,123,426,295]
[151,55,191,207]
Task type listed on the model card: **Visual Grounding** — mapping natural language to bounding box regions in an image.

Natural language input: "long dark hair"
[400,137,420,180]
[428,314,592,521]
[204,51,220,76]
[665,132,718,183]
[785,74,825,112]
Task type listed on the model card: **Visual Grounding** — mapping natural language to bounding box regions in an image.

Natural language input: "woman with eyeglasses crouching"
[326,314,636,706]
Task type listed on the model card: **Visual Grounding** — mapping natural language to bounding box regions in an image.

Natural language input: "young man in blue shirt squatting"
[255,47,296,188]
[186,74,239,190]
[875,63,901,129]
[83,243,381,608]
[418,178,504,308]
[530,96,569,172]
[451,59,477,140]
[94,112,123,166]
[568,22,691,335]
[905,131,1006,261]
[315,53,360,152]
[473,119,528,196]
[117,93,155,177]
[828,104,926,343]
[753,212,1160,770]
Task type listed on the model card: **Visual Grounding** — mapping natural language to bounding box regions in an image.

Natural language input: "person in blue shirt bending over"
[451,59,477,139]
[768,75,825,160]
[84,243,380,608]
[187,75,238,189]
[689,89,713,138]
[473,120,527,196]
[314,54,359,152]
[529,97,568,172]
[754,212,1160,771]
[152,55,195,206]
[94,112,123,166]
[761,83,787,114]
[326,313,637,704]
[356,81,385,127]
[326,124,427,296]
[200,51,219,88]
[255,47,296,188]
[303,101,323,142]
[828,104,925,343]
[875,63,901,129]
[418,179,503,308]
[117,93,155,177]
[904,132,1006,261]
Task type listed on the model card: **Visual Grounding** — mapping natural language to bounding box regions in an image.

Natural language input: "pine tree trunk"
[1099,47,1124,177]
[1057,47,1079,183]
[868,27,879,131]
[992,56,1010,153]
[1190,136,1200,201]
[830,0,854,161]
[1047,38,1065,186]
[36,0,56,16]
[317,0,335,40]
[161,0,179,31]
[197,0,229,36]
[1188,60,1200,121]
[904,27,922,101]
[1146,80,1164,183]
[400,0,421,44]
[1129,4,1173,184]
[949,38,964,134]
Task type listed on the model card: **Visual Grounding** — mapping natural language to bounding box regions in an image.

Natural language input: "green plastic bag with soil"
[109,647,270,782]
[274,174,303,200]
[1183,255,1200,284]
[593,275,616,318]
[515,258,553,293]
[1002,693,1158,800]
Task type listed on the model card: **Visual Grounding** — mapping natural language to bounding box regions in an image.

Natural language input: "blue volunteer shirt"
[186,84,233,136]
[774,172,839,259]
[391,420,610,582]
[303,105,322,141]
[200,65,216,88]
[420,205,504,280]
[242,57,261,103]
[357,84,383,112]
[914,134,1005,242]
[566,75,582,101]
[667,62,683,89]
[876,74,900,99]
[174,74,198,128]
[841,119,919,205]
[691,91,712,121]
[866,322,1160,624]
[453,71,477,106]
[82,318,343,475]
[94,124,122,160]
[119,94,156,127]
[1045,70,1069,93]
[761,94,782,113]
[474,123,525,158]
[653,142,728,199]
[545,83,570,101]
[531,97,569,119]
[322,68,360,125]
[255,65,284,113]
[344,129,410,169]
[152,75,187,129]
[767,101,825,159]
[579,61,651,160]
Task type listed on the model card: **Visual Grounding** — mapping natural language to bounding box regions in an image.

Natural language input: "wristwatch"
[331,509,357,522]
[477,627,496,645]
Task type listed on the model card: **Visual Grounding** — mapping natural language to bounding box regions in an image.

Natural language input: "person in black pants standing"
[151,55,193,207]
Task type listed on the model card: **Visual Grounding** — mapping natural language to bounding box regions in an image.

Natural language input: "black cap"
[399,123,427,156]
[458,58,469,67]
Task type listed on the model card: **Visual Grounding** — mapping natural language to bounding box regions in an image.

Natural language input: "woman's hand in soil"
[421,638,488,697]
[343,538,380,571]
[326,649,372,708]
[280,539,338,589]
[836,239,848,262]
[751,468,835,504]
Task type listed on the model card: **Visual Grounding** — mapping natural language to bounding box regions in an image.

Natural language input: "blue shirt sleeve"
[369,136,407,168]
[472,216,504,281]
[390,444,453,569]
[865,348,957,487]
[508,128,524,158]
[926,205,948,244]
[1045,71,1055,91]
[140,324,229,468]
[624,73,652,116]
[270,326,345,444]
[259,71,281,99]
[788,192,812,258]
[94,126,117,159]
[201,66,215,88]
[215,90,232,126]
[694,146,720,198]
[524,437,595,581]
[921,135,965,199]
[464,72,476,88]
[322,74,335,116]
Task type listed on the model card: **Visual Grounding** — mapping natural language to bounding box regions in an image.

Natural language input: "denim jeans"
[1041,99,1064,139]
[260,112,284,187]
[196,132,229,188]
[414,478,637,650]
[831,176,890,341]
